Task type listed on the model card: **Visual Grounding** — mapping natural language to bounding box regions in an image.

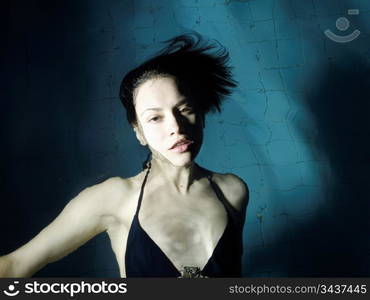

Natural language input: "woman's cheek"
[144,127,164,150]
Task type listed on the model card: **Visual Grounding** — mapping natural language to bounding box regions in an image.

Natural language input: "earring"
[142,152,152,170]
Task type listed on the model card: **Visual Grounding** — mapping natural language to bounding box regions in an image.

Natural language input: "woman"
[0,33,248,278]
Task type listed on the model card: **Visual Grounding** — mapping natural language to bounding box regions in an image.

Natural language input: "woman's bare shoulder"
[70,171,146,215]
[77,172,147,226]
[88,171,146,203]
[206,169,249,213]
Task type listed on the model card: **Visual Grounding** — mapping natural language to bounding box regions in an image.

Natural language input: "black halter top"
[125,166,243,277]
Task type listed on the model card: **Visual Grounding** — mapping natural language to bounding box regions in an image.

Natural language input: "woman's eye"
[148,116,161,122]
[180,107,193,113]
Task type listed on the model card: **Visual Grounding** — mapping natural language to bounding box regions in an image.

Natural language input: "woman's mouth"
[169,140,194,153]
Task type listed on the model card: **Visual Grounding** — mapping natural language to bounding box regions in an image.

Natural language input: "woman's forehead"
[134,76,188,111]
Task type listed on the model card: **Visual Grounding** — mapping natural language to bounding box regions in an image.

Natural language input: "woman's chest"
[107,185,230,276]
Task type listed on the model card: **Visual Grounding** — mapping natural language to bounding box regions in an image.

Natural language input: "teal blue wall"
[1,0,369,276]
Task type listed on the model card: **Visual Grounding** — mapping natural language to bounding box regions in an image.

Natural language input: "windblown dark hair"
[119,32,237,126]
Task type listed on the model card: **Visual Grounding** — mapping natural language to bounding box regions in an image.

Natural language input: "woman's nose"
[168,113,181,136]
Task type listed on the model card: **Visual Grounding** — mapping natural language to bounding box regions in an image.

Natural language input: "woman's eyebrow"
[175,99,191,107]
[140,98,190,116]
[140,108,162,116]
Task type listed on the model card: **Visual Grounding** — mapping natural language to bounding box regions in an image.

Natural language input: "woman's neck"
[148,157,204,195]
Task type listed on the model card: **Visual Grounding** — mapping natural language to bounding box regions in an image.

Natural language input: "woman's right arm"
[0,177,125,277]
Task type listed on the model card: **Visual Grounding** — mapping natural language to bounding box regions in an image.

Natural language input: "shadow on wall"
[286,0,370,277]
[242,0,370,277]
[292,57,368,277]
[296,56,370,276]
[245,55,370,277]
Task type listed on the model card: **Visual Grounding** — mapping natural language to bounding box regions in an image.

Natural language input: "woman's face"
[133,76,203,167]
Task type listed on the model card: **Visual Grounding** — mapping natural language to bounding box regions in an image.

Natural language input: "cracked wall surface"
[1,0,369,276]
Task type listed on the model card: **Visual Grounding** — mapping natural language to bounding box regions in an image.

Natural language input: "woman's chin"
[170,158,194,167]
[150,148,198,167]
[167,153,195,167]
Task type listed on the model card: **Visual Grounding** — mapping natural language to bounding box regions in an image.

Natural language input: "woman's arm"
[0,177,125,278]
[0,255,14,277]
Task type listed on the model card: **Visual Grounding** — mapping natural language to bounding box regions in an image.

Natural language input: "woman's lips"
[169,141,194,153]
